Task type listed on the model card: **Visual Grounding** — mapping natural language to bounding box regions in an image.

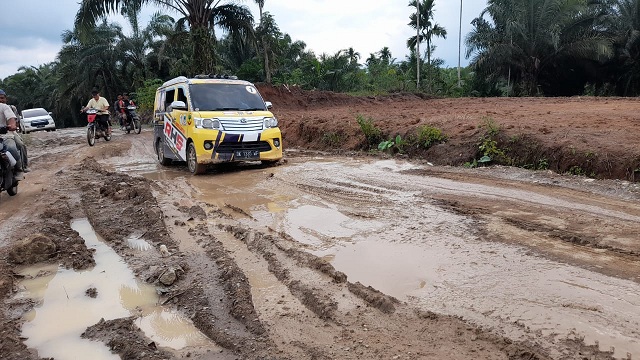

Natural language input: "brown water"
[16,218,212,360]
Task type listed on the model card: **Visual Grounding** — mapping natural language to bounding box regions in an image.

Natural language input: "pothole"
[15,218,213,360]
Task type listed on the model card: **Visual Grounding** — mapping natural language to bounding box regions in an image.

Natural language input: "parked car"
[20,108,56,134]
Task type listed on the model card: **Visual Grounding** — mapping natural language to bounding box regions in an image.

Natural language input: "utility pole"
[458,0,462,88]
[416,0,420,90]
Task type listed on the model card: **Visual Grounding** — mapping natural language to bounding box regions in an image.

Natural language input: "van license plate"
[235,150,259,159]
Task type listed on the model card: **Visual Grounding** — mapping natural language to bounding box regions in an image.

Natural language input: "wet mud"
[2,93,639,360]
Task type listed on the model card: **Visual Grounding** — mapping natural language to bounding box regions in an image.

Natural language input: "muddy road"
[1,127,639,360]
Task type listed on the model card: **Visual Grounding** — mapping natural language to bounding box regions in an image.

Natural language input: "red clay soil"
[258,84,640,181]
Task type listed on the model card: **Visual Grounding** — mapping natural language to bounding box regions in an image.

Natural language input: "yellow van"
[153,75,283,174]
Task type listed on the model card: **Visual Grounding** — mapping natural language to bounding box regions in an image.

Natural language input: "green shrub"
[416,125,447,149]
[356,114,383,148]
[321,132,343,147]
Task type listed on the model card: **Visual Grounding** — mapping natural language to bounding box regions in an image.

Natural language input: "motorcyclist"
[114,94,125,129]
[0,90,29,173]
[120,93,136,129]
[81,90,111,135]
[0,93,24,180]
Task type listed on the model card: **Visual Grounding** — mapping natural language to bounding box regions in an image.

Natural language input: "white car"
[20,108,56,134]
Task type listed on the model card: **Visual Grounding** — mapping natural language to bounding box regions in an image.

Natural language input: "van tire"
[156,138,171,166]
[187,142,206,175]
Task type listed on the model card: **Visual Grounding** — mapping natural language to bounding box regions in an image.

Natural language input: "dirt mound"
[257,83,424,110]
[259,85,640,181]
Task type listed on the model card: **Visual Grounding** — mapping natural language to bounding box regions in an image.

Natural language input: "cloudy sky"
[0,0,488,80]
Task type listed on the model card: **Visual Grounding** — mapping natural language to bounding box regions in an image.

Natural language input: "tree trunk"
[263,37,271,84]
[191,24,215,75]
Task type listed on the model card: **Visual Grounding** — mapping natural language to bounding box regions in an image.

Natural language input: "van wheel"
[187,142,206,175]
[156,139,171,166]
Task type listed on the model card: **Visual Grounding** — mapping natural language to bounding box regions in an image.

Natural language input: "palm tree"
[608,0,640,94]
[346,47,361,67]
[407,0,447,91]
[256,12,281,83]
[466,0,611,95]
[75,0,256,74]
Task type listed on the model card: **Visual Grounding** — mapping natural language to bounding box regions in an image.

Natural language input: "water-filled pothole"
[16,218,212,360]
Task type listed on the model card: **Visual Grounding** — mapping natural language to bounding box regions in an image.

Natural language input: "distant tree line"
[0,0,638,128]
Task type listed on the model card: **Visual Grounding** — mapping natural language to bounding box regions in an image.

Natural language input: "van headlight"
[195,118,221,129]
[263,117,278,128]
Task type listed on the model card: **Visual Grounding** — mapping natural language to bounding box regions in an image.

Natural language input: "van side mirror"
[48,112,53,116]
[265,101,273,110]
[169,100,187,111]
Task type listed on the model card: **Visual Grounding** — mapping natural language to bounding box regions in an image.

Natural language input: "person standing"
[0,91,25,180]
[81,90,111,135]
[0,90,29,172]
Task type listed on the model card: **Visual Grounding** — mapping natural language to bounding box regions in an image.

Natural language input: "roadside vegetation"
[1,0,639,130]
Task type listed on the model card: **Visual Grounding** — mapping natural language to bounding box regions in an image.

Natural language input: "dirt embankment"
[258,85,640,181]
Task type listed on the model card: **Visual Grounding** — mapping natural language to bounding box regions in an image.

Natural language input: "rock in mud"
[7,234,57,264]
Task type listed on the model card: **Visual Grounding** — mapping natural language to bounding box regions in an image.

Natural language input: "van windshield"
[189,84,267,111]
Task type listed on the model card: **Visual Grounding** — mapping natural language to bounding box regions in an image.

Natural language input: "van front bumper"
[192,128,283,163]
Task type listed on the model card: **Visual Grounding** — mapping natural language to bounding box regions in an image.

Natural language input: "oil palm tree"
[608,0,640,94]
[466,0,611,95]
[75,0,255,75]
[256,12,280,83]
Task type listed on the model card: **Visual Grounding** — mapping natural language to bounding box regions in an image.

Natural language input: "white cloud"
[0,41,61,77]
[0,0,488,79]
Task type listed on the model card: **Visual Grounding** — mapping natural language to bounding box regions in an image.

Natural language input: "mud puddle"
[15,218,211,360]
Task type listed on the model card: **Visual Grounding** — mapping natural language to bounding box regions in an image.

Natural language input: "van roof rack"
[194,74,239,80]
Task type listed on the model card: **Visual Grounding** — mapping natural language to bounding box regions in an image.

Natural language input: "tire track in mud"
[433,196,640,282]
[1,131,618,360]
[200,210,550,359]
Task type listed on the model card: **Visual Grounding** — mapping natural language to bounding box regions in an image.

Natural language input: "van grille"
[215,141,272,153]
[219,117,264,132]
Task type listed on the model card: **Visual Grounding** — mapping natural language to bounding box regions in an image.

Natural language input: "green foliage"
[524,158,549,170]
[482,116,500,137]
[356,114,383,148]
[567,165,586,176]
[135,78,163,113]
[378,139,395,151]
[321,132,344,147]
[416,125,447,149]
[473,117,510,165]
[378,135,408,153]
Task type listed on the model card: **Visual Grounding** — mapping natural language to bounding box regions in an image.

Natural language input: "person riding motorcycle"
[119,93,136,130]
[81,90,111,135]
[0,98,24,181]
[0,90,29,173]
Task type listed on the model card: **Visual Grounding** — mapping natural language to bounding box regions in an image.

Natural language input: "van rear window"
[189,84,266,111]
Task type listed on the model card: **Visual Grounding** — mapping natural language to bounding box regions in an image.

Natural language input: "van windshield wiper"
[213,107,241,111]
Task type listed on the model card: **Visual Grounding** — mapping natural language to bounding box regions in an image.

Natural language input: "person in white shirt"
[81,89,111,135]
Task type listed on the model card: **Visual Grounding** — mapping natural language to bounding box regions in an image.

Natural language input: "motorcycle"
[85,108,112,146]
[0,127,19,198]
[122,105,141,134]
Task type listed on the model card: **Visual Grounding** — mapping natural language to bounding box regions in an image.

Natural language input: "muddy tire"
[87,126,95,146]
[104,129,112,141]
[156,139,171,166]
[6,181,18,196]
[187,142,206,175]
[134,119,141,134]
